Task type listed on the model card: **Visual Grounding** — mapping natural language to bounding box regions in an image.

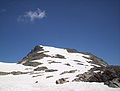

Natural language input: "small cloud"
[17,8,46,22]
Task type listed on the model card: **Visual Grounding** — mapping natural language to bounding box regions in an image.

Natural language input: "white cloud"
[17,8,46,22]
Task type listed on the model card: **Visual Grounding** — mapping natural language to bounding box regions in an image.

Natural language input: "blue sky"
[0,0,120,65]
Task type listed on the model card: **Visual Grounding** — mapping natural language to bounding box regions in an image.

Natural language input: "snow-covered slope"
[0,45,119,91]
[17,45,103,83]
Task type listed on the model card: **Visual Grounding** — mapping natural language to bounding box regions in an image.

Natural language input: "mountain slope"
[0,45,119,91]
[17,45,108,83]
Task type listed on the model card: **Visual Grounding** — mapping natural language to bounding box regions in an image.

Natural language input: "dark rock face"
[88,66,120,88]
[18,45,50,66]
[29,46,44,54]
[25,52,50,62]
[88,66,120,81]
[73,66,120,88]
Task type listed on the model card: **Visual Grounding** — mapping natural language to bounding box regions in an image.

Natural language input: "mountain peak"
[18,45,108,67]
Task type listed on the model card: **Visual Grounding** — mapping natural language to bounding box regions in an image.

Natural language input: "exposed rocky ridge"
[18,46,50,65]
[65,48,108,67]
[82,53,108,67]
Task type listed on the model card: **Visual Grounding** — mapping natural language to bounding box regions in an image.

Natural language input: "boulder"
[64,63,71,66]
[56,78,69,84]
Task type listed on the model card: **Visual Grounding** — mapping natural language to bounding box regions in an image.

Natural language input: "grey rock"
[32,75,42,77]
[46,75,53,78]
[60,70,77,75]
[56,78,69,84]
[45,69,58,72]
[23,61,42,67]
[34,66,48,71]
[53,54,66,59]
[0,71,28,76]
[29,45,44,54]
[48,61,61,64]
[0,72,10,75]
[64,63,71,66]
[11,71,28,75]
[35,81,38,83]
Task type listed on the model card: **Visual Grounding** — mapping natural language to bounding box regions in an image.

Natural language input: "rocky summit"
[0,45,120,91]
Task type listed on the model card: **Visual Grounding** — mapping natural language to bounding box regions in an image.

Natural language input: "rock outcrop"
[73,66,120,88]
[18,45,50,66]
[0,71,29,75]
[34,66,48,71]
